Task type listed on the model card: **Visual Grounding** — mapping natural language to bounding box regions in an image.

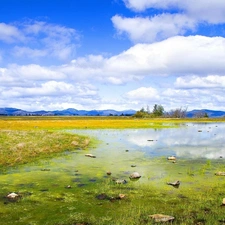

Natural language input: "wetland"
[0,117,225,224]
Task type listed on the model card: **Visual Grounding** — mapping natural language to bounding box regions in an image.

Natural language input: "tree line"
[133,104,208,118]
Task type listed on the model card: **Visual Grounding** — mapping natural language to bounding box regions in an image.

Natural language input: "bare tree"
[168,107,188,118]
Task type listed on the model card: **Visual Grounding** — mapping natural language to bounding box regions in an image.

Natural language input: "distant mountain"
[0,107,225,117]
[186,109,225,118]
[0,107,136,116]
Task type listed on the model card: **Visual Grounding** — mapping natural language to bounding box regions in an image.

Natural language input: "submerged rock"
[167,180,180,188]
[41,168,50,171]
[96,193,126,202]
[115,179,127,184]
[129,172,141,180]
[85,154,96,158]
[149,214,175,222]
[96,193,109,200]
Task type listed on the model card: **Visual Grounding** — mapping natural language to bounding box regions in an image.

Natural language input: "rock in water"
[85,154,96,158]
[149,214,175,222]
[167,180,180,188]
[129,172,141,180]
[115,179,127,184]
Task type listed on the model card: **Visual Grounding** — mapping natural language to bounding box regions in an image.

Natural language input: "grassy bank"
[0,130,91,167]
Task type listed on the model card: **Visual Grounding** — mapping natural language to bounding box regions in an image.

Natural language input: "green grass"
[0,129,93,167]
[1,117,225,224]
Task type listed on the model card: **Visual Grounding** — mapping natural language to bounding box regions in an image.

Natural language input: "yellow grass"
[1,116,225,130]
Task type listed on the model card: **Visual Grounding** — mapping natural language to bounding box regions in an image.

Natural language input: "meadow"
[1,116,225,225]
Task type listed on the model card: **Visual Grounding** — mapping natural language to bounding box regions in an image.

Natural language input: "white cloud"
[13,46,48,58]
[22,20,79,61]
[123,0,225,24]
[1,35,225,111]
[175,75,225,88]
[0,20,79,62]
[183,0,225,24]
[2,35,225,87]
[124,85,225,111]
[0,23,25,43]
[112,14,196,43]
[126,87,159,100]
[106,35,225,76]
[0,64,65,87]
[119,0,225,43]
[1,81,97,98]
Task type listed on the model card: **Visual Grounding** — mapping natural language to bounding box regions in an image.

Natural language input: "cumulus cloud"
[106,35,225,76]
[112,14,196,42]
[1,35,225,110]
[126,87,159,100]
[2,35,225,86]
[0,64,65,87]
[1,81,97,98]
[117,0,225,43]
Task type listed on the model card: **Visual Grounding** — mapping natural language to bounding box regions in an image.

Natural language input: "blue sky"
[1,0,225,112]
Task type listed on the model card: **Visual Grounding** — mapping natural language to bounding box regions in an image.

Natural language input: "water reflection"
[71,123,225,159]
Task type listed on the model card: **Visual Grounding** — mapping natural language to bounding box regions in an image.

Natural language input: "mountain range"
[0,107,136,116]
[0,107,225,117]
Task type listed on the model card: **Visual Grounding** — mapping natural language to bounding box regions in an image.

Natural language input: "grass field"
[1,116,225,225]
[1,116,225,130]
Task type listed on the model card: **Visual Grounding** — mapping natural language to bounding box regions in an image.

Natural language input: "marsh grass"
[1,117,225,224]
[0,129,92,167]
